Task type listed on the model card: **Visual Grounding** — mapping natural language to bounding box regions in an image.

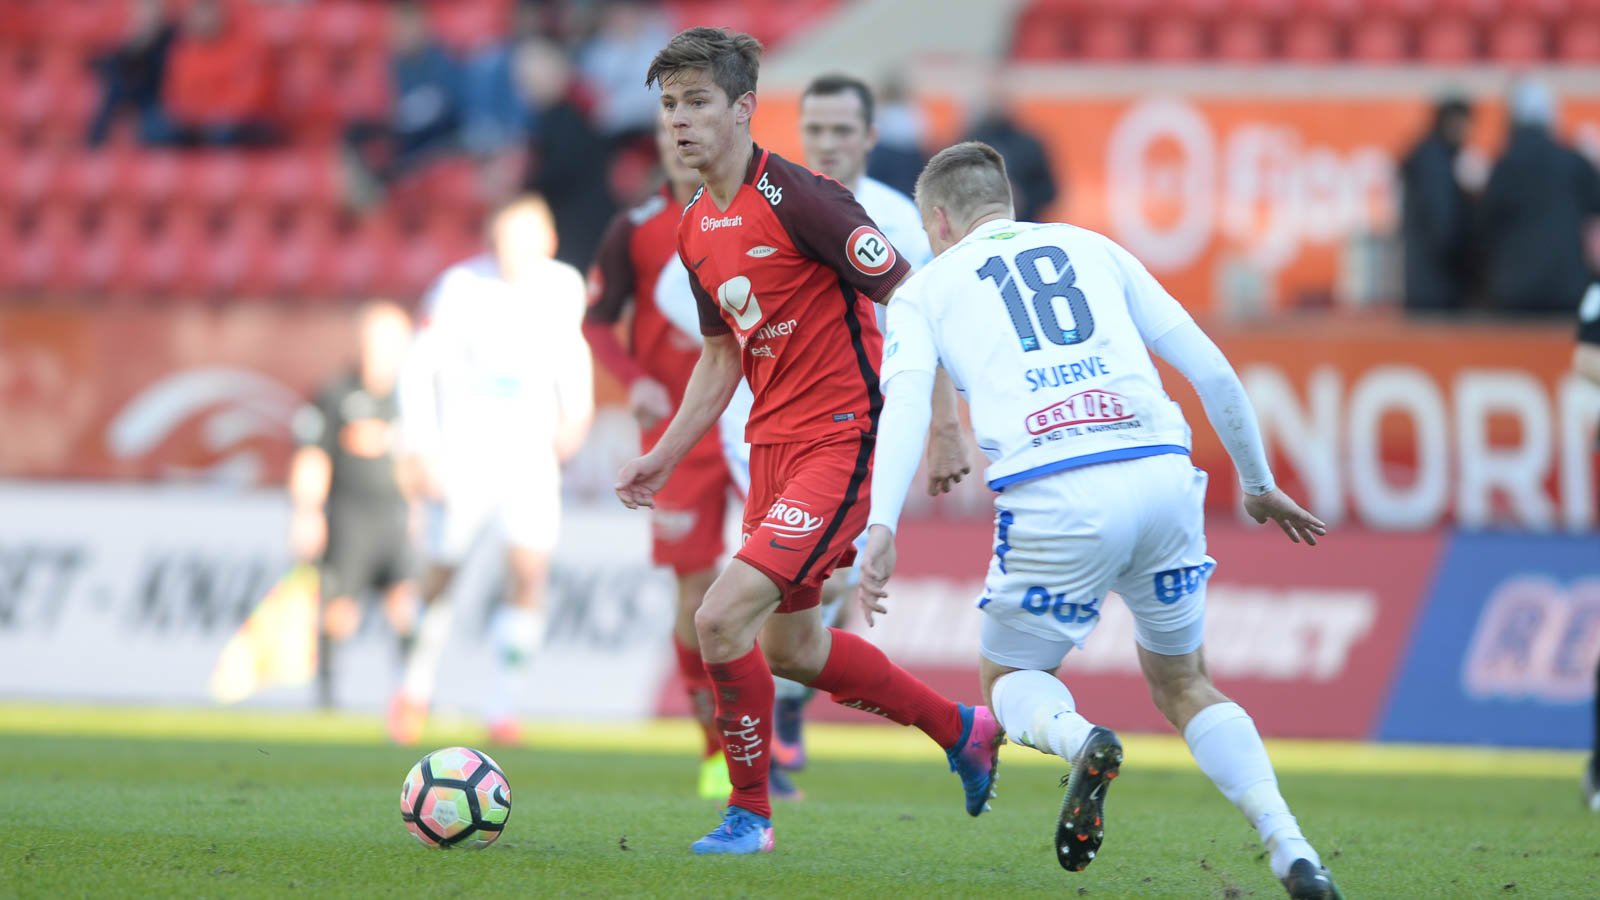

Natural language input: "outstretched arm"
[1151,320,1326,545]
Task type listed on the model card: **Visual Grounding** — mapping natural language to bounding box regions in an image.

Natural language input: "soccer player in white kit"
[391,196,594,745]
[857,143,1343,899]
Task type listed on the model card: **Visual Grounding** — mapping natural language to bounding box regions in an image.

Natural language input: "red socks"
[809,628,963,748]
[705,644,775,819]
[673,637,719,759]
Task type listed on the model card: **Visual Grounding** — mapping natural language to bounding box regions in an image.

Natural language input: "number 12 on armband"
[976,247,1095,352]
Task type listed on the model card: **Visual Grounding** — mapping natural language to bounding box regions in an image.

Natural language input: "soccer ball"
[399,746,512,848]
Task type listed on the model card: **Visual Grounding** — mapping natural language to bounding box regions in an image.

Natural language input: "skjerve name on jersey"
[1024,355,1111,393]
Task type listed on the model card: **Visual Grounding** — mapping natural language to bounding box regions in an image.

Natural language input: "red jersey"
[585,188,720,459]
[679,145,910,444]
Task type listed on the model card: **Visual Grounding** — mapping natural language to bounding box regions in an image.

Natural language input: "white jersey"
[882,219,1193,491]
[400,253,592,472]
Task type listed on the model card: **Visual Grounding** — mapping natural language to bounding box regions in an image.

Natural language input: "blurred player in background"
[391,196,594,745]
[858,142,1342,898]
[767,73,967,790]
[584,117,738,800]
[617,27,999,855]
[1576,280,1600,812]
[288,301,417,710]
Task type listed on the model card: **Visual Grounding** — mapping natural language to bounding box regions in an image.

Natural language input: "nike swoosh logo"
[492,785,511,808]
[768,537,803,552]
[692,256,708,270]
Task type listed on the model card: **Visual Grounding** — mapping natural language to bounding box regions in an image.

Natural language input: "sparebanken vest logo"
[716,276,764,330]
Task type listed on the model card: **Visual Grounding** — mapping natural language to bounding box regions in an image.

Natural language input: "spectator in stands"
[962,74,1060,221]
[517,38,614,272]
[163,0,279,147]
[459,3,543,161]
[1399,96,1475,314]
[578,1,673,143]
[866,76,928,199]
[1479,78,1600,317]
[86,0,177,147]
[342,0,465,208]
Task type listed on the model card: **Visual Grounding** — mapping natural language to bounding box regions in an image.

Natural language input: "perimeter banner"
[3,309,1589,531]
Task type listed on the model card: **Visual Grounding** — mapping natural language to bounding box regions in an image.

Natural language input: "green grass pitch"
[0,705,1593,898]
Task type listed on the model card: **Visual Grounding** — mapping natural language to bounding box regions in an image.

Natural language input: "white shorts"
[976,452,1214,671]
[425,458,561,564]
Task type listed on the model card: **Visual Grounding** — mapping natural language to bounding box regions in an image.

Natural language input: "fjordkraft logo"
[1027,389,1133,435]
[701,215,742,232]
[716,276,763,330]
[846,226,895,276]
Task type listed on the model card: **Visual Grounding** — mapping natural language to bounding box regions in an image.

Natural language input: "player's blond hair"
[645,27,763,104]
[914,141,1015,228]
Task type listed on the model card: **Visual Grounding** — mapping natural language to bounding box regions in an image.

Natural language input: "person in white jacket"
[390,195,593,746]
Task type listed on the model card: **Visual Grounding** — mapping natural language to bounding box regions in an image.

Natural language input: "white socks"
[990,669,1097,763]
[486,605,548,723]
[400,599,454,705]
[1184,701,1318,880]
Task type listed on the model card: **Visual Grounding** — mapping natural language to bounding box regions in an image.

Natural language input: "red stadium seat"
[1013,16,1072,61]
[201,209,277,300]
[132,209,208,301]
[307,1,389,55]
[187,153,252,213]
[1557,20,1600,61]
[1213,15,1274,62]
[1488,17,1550,62]
[78,206,142,298]
[1281,18,1341,61]
[1349,17,1410,62]
[13,206,80,297]
[329,218,400,298]
[1079,13,1140,61]
[1419,17,1480,62]
[58,149,133,210]
[268,212,336,300]
[1146,17,1208,61]
[129,153,186,213]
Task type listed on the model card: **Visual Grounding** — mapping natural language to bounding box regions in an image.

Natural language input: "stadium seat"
[1213,14,1274,62]
[1079,13,1140,61]
[78,206,142,299]
[13,205,80,297]
[1556,20,1600,61]
[188,153,252,214]
[132,209,208,301]
[1488,17,1550,62]
[129,153,186,213]
[1014,17,1072,61]
[1419,17,1480,62]
[307,1,389,56]
[1281,18,1341,62]
[1348,17,1410,62]
[1146,17,1208,62]
[201,208,277,300]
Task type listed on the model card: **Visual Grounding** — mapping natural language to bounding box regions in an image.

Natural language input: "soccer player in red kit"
[585,117,737,800]
[615,27,1002,855]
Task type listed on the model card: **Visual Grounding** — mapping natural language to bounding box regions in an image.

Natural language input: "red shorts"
[652,451,733,576]
[735,429,874,613]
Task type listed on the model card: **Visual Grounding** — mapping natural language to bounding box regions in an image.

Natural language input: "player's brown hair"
[802,74,875,128]
[645,27,763,104]
[915,141,1015,225]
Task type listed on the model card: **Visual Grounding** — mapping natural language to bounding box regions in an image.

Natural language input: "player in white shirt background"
[856,143,1344,899]
[652,73,971,788]
[390,195,595,746]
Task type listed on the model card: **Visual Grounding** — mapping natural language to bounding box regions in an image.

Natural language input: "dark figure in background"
[86,0,176,146]
[962,76,1060,221]
[518,38,615,272]
[289,302,419,710]
[1575,271,1600,813]
[1399,97,1475,313]
[1479,79,1600,317]
[343,1,465,206]
[865,77,928,199]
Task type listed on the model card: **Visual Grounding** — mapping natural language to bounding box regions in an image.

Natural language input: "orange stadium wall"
[753,90,1600,315]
